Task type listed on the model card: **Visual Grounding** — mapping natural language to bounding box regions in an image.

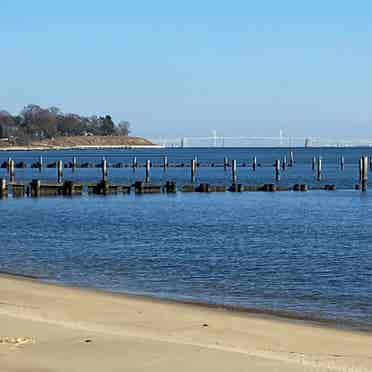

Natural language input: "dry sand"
[0,274,371,372]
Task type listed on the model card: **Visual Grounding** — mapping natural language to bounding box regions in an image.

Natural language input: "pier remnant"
[30,180,41,197]
[145,160,151,183]
[340,156,345,171]
[224,157,229,170]
[282,155,287,170]
[163,156,168,171]
[72,156,77,171]
[191,159,197,183]
[252,156,257,171]
[361,156,368,192]
[275,160,281,181]
[293,184,308,192]
[316,157,322,181]
[232,160,237,183]
[0,179,8,198]
[57,160,63,183]
[102,159,108,182]
[164,181,177,193]
[132,156,137,170]
[9,160,15,182]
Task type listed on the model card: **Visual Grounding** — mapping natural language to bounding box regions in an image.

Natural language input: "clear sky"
[1,1,372,139]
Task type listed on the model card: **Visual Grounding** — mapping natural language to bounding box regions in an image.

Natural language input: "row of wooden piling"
[1,153,370,193]
[0,178,343,199]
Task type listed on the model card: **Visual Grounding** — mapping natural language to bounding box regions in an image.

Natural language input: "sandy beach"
[0,274,371,372]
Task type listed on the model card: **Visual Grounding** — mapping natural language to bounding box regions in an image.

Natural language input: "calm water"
[0,148,372,329]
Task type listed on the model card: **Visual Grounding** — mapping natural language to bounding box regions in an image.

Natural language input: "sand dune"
[0,274,371,372]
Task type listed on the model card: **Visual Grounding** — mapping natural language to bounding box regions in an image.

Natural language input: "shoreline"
[2,271,369,334]
[0,273,371,371]
[0,144,164,151]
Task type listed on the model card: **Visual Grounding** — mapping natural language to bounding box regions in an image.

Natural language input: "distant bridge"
[149,135,372,148]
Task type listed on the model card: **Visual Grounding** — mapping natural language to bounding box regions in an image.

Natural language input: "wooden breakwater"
[0,153,370,198]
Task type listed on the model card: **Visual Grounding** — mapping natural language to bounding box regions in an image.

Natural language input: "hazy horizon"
[1,1,372,139]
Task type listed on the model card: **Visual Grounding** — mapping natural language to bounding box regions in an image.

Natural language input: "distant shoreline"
[0,144,165,151]
[0,135,164,151]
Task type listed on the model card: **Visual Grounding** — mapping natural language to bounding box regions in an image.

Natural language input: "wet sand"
[0,274,371,372]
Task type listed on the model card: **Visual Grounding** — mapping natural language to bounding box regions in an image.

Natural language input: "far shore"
[0,273,371,372]
[0,144,165,151]
[0,135,163,151]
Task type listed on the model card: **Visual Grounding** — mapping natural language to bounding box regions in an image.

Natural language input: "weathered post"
[9,160,15,182]
[163,156,168,171]
[224,157,229,170]
[359,157,363,182]
[361,156,368,192]
[275,160,281,181]
[39,156,43,172]
[340,155,345,171]
[316,157,322,181]
[30,179,41,197]
[57,160,63,183]
[191,159,196,183]
[252,156,257,171]
[289,151,294,167]
[132,156,137,171]
[232,159,237,183]
[72,156,77,171]
[370,156,372,171]
[102,158,108,182]
[282,155,287,171]
[312,156,316,171]
[0,179,8,199]
[145,160,151,183]
[165,181,177,193]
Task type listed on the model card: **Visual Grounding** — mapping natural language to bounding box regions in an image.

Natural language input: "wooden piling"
[289,151,294,167]
[0,179,8,198]
[191,159,196,183]
[9,160,15,182]
[224,157,229,170]
[282,155,287,171]
[145,160,151,183]
[30,180,41,197]
[11,183,26,197]
[165,181,177,193]
[102,159,108,182]
[57,160,63,183]
[132,156,137,170]
[361,156,368,191]
[163,156,168,171]
[312,156,316,171]
[359,158,363,182]
[252,156,257,171]
[340,156,345,171]
[229,183,244,192]
[72,156,77,171]
[275,160,281,181]
[39,156,43,171]
[232,159,237,183]
[316,157,322,181]
[62,181,83,196]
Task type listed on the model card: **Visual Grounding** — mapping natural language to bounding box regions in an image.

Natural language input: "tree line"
[0,105,130,144]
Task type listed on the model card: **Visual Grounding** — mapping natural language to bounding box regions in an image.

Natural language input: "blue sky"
[1,1,372,138]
